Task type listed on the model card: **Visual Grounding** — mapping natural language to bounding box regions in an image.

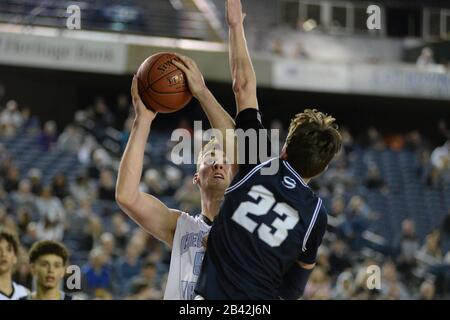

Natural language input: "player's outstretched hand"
[172,55,207,99]
[131,75,157,122]
[226,0,246,27]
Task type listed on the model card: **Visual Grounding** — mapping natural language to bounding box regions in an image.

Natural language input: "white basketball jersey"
[163,212,211,300]
[0,282,29,300]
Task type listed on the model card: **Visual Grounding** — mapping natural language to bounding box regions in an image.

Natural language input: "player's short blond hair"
[196,138,222,171]
[285,109,342,178]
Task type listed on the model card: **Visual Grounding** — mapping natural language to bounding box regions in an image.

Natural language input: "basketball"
[136,52,192,113]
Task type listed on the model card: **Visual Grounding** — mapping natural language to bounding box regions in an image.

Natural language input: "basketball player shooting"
[116,57,236,300]
[194,0,343,300]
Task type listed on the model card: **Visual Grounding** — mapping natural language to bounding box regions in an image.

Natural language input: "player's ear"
[193,173,200,185]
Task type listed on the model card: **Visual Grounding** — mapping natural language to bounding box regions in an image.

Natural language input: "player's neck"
[200,191,223,222]
[0,272,13,296]
[35,285,61,300]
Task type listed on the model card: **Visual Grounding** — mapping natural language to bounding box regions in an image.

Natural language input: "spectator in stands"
[328,239,352,277]
[111,213,130,251]
[139,169,163,196]
[394,219,420,282]
[125,259,162,300]
[340,127,355,154]
[78,136,98,166]
[11,179,38,214]
[88,148,112,180]
[431,252,450,298]
[431,140,450,171]
[328,196,346,227]
[0,100,23,136]
[364,164,386,190]
[36,186,65,221]
[21,222,39,249]
[84,216,103,251]
[416,230,443,268]
[115,241,142,296]
[416,150,433,186]
[174,176,201,214]
[416,47,435,67]
[57,125,83,152]
[340,196,371,250]
[100,232,119,264]
[380,260,410,299]
[4,165,20,193]
[38,121,58,152]
[16,207,33,235]
[405,130,427,154]
[332,271,355,300]
[98,169,116,201]
[163,166,182,197]
[359,127,385,150]
[418,279,435,300]
[114,94,131,131]
[70,171,97,203]
[303,267,332,299]
[51,173,70,200]
[27,168,43,196]
[91,97,114,129]
[430,140,450,188]
[64,199,92,247]
[20,107,39,134]
[82,247,113,297]
[322,156,354,194]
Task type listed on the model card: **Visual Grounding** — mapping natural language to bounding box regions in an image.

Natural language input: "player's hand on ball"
[172,55,207,99]
[131,75,157,122]
[226,0,246,27]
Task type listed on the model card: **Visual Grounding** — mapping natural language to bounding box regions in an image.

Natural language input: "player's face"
[196,149,232,192]
[31,254,66,290]
[0,239,17,275]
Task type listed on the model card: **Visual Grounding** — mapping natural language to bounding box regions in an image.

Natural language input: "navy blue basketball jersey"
[195,109,328,300]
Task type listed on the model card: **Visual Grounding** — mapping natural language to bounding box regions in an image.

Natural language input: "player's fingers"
[172,60,189,74]
[172,53,189,67]
[177,54,196,69]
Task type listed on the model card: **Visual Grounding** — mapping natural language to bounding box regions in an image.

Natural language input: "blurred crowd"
[1,94,450,300]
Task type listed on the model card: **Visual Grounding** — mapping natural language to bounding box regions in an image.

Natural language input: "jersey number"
[231,185,299,247]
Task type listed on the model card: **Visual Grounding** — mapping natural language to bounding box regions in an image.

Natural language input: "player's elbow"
[232,78,256,96]
[115,188,136,208]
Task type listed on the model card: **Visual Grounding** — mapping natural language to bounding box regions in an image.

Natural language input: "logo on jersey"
[282,176,296,189]
[180,230,208,255]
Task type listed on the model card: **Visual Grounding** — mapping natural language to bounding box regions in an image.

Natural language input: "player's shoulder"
[176,212,212,232]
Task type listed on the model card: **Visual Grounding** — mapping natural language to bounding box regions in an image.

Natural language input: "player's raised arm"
[116,76,180,247]
[227,0,258,112]
[173,56,238,174]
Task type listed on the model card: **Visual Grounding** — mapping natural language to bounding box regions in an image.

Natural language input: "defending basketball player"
[195,0,342,299]
[116,59,236,300]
